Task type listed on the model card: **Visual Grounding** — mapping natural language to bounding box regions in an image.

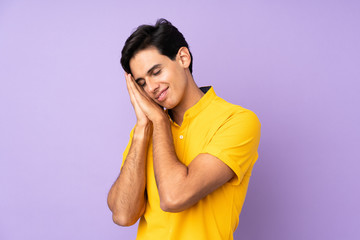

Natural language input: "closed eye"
[153,69,161,76]
[136,79,146,87]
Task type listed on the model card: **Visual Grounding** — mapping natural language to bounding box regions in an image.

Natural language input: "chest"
[170,119,220,166]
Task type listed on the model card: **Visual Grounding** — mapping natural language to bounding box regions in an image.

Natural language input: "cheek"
[161,71,170,83]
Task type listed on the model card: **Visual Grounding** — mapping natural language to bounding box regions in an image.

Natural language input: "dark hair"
[121,18,193,75]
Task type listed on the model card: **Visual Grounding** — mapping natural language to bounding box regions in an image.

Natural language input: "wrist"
[136,119,150,128]
[134,122,152,141]
[152,112,168,126]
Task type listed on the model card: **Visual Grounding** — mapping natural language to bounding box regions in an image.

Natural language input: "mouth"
[156,87,169,102]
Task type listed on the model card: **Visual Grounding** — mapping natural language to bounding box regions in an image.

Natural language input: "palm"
[125,73,165,124]
[125,73,149,125]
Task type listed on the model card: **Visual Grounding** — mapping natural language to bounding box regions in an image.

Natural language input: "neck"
[170,74,204,126]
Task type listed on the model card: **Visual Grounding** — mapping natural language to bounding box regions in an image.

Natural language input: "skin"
[107,47,235,226]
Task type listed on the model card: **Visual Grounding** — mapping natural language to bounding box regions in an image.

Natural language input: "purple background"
[1,0,359,239]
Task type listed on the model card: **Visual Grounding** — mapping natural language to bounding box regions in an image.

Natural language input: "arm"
[152,117,235,212]
[107,123,151,226]
[126,75,236,213]
[107,73,151,226]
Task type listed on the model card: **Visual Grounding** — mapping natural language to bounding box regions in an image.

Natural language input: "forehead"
[129,47,168,76]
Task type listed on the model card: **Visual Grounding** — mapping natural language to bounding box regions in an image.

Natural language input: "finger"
[125,73,148,116]
[127,77,155,113]
[126,74,143,104]
[125,73,137,105]
[125,73,150,121]
[126,74,163,117]
[127,73,153,102]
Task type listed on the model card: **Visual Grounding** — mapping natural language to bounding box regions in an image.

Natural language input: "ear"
[177,47,191,69]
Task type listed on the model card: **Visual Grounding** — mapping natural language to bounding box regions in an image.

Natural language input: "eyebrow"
[135,64,162,82]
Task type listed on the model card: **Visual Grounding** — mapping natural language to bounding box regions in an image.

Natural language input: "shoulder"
[208,95,261,130]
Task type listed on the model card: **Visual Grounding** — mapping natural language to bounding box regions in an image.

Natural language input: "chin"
[155,102,169,110]
[160,97,179,110]
[163,101,177,110]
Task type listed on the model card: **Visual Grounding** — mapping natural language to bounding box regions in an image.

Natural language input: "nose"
[146,78,160,95]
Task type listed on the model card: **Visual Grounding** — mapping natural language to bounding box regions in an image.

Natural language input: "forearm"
[107,124,151,226]
[152,117,190,211]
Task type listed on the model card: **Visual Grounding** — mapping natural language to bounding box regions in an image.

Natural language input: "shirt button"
[179,135,184,139]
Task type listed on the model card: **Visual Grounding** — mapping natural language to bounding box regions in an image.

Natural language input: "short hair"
[120,18,193,75]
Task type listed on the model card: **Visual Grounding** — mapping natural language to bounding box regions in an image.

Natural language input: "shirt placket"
[177,114,190,164]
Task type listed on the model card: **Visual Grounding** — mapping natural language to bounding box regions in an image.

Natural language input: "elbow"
[112,212,137,227]
[107,195,137,226]
[159,193,187,213]
[110,203,145,226]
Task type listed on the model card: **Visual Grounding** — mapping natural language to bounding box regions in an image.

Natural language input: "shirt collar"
[167,86,216,125]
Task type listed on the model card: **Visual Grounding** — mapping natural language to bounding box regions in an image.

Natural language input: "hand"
[125,73,149,127]
[125,73,166,124]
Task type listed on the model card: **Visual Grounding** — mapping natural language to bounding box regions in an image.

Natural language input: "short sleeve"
[201,110,261,185]
[120,127,135,170]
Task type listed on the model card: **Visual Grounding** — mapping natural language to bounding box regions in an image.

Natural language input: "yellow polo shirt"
[122,87,261,240]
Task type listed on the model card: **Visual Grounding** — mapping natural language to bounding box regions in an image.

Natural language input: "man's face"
[129,47,188,110]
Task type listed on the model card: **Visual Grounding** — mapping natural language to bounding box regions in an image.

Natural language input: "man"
[107,19,261,240]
